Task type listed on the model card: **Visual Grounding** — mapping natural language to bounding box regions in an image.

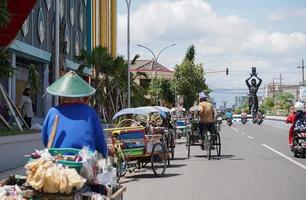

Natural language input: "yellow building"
[92,0,117,56]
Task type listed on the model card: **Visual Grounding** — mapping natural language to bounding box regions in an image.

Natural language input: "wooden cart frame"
[105,127,169,181]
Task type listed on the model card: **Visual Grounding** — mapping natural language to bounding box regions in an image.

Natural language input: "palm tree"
[0,0,13,80]
[0,48,14,80]
[76,46,148,121]
[0,0,10,28]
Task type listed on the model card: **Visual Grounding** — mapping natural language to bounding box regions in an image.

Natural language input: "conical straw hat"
[46,70,96,97]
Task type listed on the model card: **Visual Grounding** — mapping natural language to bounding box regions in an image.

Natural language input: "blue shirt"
[41,104,108,157]
[226,112,233,119]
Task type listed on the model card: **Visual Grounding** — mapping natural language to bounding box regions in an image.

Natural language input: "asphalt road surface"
[122,121,306,200]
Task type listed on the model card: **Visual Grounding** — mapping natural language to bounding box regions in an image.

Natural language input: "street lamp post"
[125,0,132,107]
[136,44,176,105]
[136,44,176,78]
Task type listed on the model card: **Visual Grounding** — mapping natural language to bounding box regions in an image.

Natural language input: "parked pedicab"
[105,107,172,181]
[186,107,222,160]
[171,107,190,139]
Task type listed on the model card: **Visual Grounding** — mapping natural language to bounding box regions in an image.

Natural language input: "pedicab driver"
[198,92,217,147]
[41,71,108,157]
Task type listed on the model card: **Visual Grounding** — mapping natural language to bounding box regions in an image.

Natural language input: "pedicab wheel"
[151,142,167,177]
[216,132,221,157]
[186,132,191,158]
[170,132,175,159]
[116,160,128,183]
[205,134,212,160]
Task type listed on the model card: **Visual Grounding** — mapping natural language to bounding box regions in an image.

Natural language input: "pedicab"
[186,107,222,160]
[171,107,190,138]
[105,107,169,181]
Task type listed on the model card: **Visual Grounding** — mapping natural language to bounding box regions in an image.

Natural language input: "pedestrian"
[41,70,108,157]
[19,87,33,128]
[286,106,296,149]
[198,92,217,150]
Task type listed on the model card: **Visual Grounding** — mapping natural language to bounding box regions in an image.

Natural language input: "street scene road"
[123,122,306,200]
[1,0,306,199]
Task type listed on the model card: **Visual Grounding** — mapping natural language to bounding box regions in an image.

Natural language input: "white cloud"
[267,13,284,22]
[117,0,306,106]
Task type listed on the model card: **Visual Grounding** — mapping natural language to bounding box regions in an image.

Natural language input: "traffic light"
[226,67,229,75]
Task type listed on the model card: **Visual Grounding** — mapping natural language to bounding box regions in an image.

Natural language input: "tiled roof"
[131,59,172,72]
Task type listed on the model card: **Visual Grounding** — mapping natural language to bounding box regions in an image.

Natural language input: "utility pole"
[125,0,131,107]
[279,73,282,93]
[54,0,60,106]
[298,59,305,86]
[272,78,275,96]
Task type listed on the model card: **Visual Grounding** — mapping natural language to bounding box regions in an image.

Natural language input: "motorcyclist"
[286,106,296,149]
[225,109,233,120]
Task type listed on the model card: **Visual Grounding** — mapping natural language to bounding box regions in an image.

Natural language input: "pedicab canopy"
[46,70,96,97]
[190,105,200,112]
[112,106,168,120]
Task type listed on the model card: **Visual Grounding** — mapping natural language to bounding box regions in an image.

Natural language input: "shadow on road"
[168,164,186,168]
[172,157,190,161]
[121,173,181,184]
[193,154,240,160]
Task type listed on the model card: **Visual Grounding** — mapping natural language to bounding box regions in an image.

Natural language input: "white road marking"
[262,144,306,170]
[248,136,254,140]
[231,127,239,132]
[263,124,287,130]
[241,132,246,135]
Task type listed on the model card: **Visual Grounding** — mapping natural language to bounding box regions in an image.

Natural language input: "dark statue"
[245,68,262,114]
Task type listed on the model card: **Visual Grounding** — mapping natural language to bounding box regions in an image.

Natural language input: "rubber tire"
[216,132,221,157]
[205,134,212,160]
[151,142,167,177]
[170,132,175,159]
[186,132,191,158]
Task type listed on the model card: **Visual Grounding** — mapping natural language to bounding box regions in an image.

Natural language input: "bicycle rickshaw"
[186,107,222,160]
[106,107,173,180]
[171,107,190,138]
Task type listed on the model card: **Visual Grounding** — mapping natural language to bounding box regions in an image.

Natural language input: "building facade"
[264,83,299,100]
[92,0,117,56]
[1,0,117,119]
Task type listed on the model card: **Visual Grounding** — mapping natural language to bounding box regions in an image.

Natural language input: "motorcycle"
[292,131,306,158]
[256,113,264,125]
[226,118,233,126]
[241,113,247,124]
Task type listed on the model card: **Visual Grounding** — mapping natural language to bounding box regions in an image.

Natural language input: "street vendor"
[41,70,108,157]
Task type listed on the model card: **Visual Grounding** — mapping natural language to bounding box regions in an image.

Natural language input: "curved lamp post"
[136,43,176,105]
[136,43,176,77]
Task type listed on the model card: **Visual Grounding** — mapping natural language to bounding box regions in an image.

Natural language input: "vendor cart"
[105,126,168,181]
[0,175,126,200]
[186,119,221,160]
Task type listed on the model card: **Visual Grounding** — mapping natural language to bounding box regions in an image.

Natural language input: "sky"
[116,0,306,107]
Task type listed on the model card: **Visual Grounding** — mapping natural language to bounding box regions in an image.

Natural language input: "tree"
[76,46,147,120]
[0,49,14,80]
[25,64,41,95]
[275,92,295,111]
[0,0,10,28]
[0,1,13,80]
[173,45,210,109]
[148,78,174,106]
[184,44,195,62]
